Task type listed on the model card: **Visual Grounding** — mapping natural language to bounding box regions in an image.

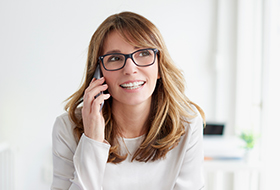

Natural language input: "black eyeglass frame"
[98,48,159,71]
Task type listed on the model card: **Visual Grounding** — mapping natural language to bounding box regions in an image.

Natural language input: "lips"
[120,81,145,90]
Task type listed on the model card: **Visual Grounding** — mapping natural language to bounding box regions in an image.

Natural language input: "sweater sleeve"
[174,113,205,190]
[51,115,110,190]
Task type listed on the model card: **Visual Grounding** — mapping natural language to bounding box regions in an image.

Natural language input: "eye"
[107,55,123,62]
[138,50,151,57]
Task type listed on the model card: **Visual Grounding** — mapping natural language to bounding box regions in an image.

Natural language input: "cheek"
[103,73,117,92]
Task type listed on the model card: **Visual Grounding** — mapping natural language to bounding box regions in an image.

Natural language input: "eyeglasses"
[98,48,158,71]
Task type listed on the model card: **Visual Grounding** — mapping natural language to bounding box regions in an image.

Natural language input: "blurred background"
[0,0,279,189]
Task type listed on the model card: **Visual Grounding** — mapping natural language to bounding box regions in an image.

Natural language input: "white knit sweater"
[51,111,204,190]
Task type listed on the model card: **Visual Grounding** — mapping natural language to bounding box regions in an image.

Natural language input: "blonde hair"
[65,11,205,163]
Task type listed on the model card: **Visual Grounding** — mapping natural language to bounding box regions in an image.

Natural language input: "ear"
[157,62,161,79]
[157,72,161,79]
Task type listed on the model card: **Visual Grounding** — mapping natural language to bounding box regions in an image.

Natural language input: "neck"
[112,100,151,138]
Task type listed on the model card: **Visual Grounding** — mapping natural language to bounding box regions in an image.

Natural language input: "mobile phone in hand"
[93,64,104,111]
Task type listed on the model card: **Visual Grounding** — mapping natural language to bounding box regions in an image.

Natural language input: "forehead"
[102,30,143,54]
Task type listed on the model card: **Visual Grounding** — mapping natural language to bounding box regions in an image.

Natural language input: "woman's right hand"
[82,77,110,142]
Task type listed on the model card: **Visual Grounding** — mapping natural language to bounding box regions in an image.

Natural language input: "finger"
[84,80,108,101]
[83,84,108,112]
[86,77,105,92]
[90,77,97,83]
[91,76,105,84]
[91,93,110,114]
[84,77,104,96]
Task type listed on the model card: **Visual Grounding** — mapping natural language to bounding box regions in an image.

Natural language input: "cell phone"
[93,64,103,80]
[93,64,104,111]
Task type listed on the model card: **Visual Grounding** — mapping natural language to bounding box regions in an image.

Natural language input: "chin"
[113,96,152,107]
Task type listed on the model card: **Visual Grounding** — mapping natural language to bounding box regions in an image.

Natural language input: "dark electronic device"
[203,123,225,135]
[93,64,104,111]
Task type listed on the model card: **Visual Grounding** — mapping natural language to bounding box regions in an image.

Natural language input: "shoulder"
[174,104,204,153]
[185,104,204,132]
[52,112,77,148]
[53,112,74,134]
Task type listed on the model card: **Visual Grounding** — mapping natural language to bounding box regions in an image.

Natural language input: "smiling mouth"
[120,81,145,90]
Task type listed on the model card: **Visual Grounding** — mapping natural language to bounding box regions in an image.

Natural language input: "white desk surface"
[204,159,262,172]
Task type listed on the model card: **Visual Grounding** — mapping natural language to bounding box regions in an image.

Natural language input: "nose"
[122,57,137,75]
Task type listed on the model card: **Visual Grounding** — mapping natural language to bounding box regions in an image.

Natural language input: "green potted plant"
[239,131,259,162]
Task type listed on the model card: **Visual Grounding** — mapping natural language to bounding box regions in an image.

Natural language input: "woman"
[52,11,205,190]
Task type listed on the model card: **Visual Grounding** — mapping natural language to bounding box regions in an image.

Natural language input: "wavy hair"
[64,11,205,163]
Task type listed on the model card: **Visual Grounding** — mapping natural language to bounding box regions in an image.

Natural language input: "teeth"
[120,81,145,89]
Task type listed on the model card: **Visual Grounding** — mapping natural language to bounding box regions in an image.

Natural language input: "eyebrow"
[104,47,142,55]
[104,50,122,55]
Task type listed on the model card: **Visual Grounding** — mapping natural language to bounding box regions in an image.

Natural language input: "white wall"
[0,0,231,189]
[260,0,280,188]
